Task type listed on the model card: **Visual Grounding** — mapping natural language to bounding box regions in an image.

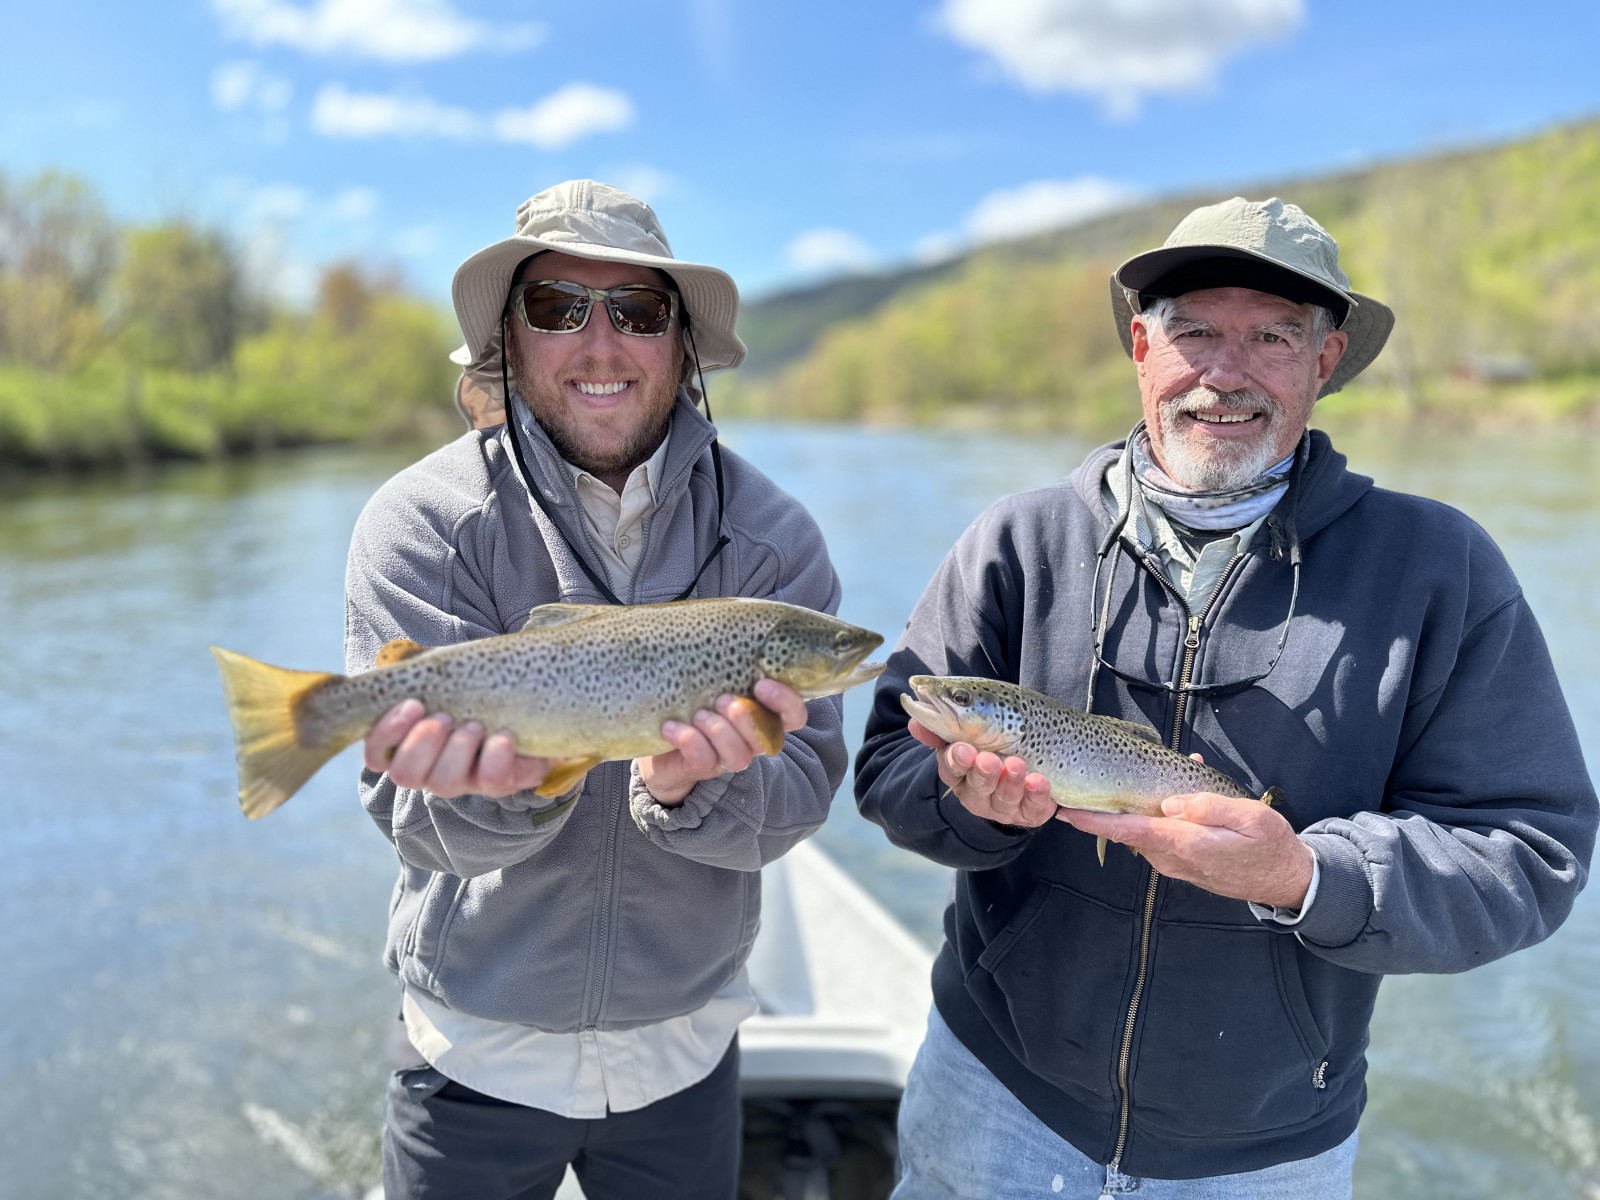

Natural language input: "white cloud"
[329,187,378,221]
[963,177,1136,242]
[310,83,633,149]
[935,0,1303,117]
[786,228,878,275]
[245,182,312,223]
[311,84,480,139]
[212,60,292,112]
[394,225,439,258]
[211,0,543,62]
[492,85,634,150]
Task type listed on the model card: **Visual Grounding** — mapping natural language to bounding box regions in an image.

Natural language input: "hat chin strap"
[498,321,729,607]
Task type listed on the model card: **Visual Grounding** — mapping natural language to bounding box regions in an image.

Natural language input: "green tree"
[109,222,245,372]
[0,170,117,370]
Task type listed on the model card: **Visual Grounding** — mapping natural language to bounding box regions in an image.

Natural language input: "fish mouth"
[900,678,970,744]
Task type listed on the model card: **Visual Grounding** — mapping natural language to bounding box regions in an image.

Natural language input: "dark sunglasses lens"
[520,284,589,332]
[607,288,674,335]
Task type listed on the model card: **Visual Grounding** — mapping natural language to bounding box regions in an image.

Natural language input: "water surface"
[2,422,1595,1198]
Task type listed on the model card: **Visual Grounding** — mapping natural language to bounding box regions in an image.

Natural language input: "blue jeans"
[894,1007,1357,1199]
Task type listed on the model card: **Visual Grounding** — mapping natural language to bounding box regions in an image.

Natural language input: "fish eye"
[949,687,972,707]
[833,629,854,650]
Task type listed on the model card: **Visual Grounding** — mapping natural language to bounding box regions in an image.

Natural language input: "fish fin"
[210,646,351,819]
[374,638,429,667]
[1096,835,1108,867]
[521,603,611,630]
[1261,786,1285,808]
[1100,716,1162,743]
[726,695,786,755]
[535,756,602,798]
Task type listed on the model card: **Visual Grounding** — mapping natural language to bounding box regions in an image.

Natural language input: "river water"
[2,422,1595,1198]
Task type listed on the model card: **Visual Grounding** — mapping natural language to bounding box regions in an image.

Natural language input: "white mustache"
[1168,387,1276,416]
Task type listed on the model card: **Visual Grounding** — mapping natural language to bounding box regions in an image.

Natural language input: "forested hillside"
[723,120,1600,432]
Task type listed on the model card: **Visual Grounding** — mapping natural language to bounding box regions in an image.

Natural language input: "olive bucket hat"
[1108,196,1394,397]
[449,179,746,429]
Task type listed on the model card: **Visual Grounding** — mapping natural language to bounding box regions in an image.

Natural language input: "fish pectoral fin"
[1260,786,1285,808]
[521,603,611,631]
[1096,835,1108,867]
[725,695,787,756]
[1099,716,1162,743]
[535,756,602,798]
[374,638,430,667]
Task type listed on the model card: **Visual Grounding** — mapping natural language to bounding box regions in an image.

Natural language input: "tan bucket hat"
[449,179,746,428]
[1108,196,1393,396]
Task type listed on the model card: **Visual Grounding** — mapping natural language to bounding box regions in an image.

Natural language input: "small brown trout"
[900,675,1281,864]
[213,598,884,819]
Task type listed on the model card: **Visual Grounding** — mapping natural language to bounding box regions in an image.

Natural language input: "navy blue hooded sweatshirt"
[855,431,1595,1178]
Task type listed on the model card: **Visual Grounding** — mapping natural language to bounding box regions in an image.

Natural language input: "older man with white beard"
[856,197,1596,1198]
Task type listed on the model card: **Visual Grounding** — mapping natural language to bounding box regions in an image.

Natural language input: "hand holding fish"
[1056,795,1316,909]
[907,720,1057,828]
[639,679,809,806]
[364,699,564,798]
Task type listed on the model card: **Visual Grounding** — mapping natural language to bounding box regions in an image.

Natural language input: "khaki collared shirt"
[565,434,672,590]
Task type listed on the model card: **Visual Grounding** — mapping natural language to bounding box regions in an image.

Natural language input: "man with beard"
[345,181,848,1200]
[855,197,1595,1197]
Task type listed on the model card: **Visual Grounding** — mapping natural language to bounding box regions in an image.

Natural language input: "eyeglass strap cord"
[1086,422,1306,704]
[497,319,729,609]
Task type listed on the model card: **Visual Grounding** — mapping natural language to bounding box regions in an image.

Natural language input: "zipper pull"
[1312,1061,1328,1089]
[1184,614,1201,650]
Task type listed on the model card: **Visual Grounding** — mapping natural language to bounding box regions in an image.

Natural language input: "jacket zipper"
[1107,551,1246,1172]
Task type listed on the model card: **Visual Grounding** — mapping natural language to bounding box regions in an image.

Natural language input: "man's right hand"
[908,718,1056,828]
[364,699,559,798]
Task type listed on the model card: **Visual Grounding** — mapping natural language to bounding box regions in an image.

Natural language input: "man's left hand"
[637,679,809,807]
[1056,793,1315,909]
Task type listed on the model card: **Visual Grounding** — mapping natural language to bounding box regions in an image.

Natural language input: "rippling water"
[2,422,1595,1198]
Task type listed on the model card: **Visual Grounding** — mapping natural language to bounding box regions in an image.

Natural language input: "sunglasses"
[510,279,680,338]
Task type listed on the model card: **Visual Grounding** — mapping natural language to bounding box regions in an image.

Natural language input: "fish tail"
[210,646,354,819]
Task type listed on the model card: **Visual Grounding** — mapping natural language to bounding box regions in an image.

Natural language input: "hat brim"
[1107,249,1393,397]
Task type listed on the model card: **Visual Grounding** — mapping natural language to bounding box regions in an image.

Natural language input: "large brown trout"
[213,598,885,819]
[900,675,1282,864]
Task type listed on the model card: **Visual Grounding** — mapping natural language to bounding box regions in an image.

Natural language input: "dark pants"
[382,1040,742,1200]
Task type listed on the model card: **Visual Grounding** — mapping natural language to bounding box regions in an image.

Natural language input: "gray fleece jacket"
[345,394,845,1032]
[855,430,1596,1178]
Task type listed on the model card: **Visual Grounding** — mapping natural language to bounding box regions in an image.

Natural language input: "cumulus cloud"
[329,187,379,221]
[935,0,1303,117]
[211,0,543,62]
[963,177,1136,243]
[212,60,293,112]
[310,83,634,148]
[786,228,878,276]
[909,176,1138,266]
[492,84,634,150]
[310,84,479,139]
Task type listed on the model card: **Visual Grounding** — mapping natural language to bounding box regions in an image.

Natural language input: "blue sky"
[3,1,1596,310]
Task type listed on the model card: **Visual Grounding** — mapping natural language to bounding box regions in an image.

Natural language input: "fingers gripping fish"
[900,675,1282,864]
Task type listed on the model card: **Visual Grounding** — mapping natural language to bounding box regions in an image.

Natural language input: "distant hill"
[724,118,1600,430]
